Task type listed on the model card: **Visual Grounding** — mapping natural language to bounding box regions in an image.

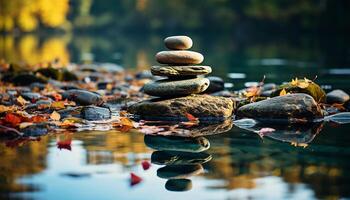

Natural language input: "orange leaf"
[31,115,47,123]
[185,113,198,122]
[50,111,61,121]
[4,113,22,127]
[52,93,62,101]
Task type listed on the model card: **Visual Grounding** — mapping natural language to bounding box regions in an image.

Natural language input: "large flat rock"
[236,93,323,122]
[128,94,234,120]
[151,65,212,77]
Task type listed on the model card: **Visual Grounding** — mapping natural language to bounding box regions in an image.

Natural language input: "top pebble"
[164,36,193,50]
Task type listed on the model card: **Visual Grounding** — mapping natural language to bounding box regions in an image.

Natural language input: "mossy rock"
[36,67,78,81]
[271,80,326,103]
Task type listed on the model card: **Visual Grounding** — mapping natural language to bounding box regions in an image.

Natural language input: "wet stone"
[150,65,211,77]
[81,106,111,121]
[156,51,204,65]
[62,89,104,106]
[21,92,42,102]
[143,78,209,97]
[21,123,49,137]
[128,94,234,120]
[164,36,193,50]
[237,93,323,122]
[204,76,225,93]
[326,89,350,104]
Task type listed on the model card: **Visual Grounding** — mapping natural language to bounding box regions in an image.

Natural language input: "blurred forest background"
[1,0,349,33]
[0,0,349,77]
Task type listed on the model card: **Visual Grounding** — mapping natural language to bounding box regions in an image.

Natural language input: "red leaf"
[185,113,198,121]
[4,113,22,127]
[31,115,47,123]
[130,172,142,186]
[141,161,151,170]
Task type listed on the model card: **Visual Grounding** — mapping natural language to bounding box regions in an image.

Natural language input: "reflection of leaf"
[324,112,350,124]
[113,117,134,132]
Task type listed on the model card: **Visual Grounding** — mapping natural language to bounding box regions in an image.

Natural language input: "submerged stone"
[143,78,210,97]
[128,94,233,120]
[326,89,350,104]
[237,94,323,122]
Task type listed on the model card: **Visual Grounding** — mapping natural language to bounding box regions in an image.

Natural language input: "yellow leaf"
[120,117,134,127]
[0,105,15,113]
[51,101,65,109]
[297,81,309,89]
[17,96,29,106]
[291,78,298,86]
[279,88,287,96]
[19,122,33,129]
[50,111,61,121]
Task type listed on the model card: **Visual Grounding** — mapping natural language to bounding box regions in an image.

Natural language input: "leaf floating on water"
[233,118,258,128]
[324,112,350,124]
[141,160,151,170]
[130,172,142,186]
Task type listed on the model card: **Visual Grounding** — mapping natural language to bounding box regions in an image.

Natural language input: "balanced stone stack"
[128,36,234,120]
[143,36,211,97]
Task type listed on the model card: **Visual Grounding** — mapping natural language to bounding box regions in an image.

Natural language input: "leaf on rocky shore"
[181,113,199,127]
[50,111,61,121]
[17,96,29,106]
[0,105,16,113]
[113,117,134,132]
[290,77,310,89]
[4,113,22,127]
[51,101,65,109]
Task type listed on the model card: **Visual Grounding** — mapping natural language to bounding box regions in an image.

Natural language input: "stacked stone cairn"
[129,35,234,121]
[143,36,211,97]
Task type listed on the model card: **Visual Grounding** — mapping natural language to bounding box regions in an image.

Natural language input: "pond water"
[1,32,350,200]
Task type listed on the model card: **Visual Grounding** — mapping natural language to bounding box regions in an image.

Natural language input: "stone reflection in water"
[73,130,151,165]
[145,135,212,192]
[0,137,49,197]
[205,123,350,199]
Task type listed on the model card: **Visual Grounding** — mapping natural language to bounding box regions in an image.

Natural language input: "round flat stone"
[156,51,204,65]
[151,65,211,77]
[143,77,209,97]
[164,36,193,50]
